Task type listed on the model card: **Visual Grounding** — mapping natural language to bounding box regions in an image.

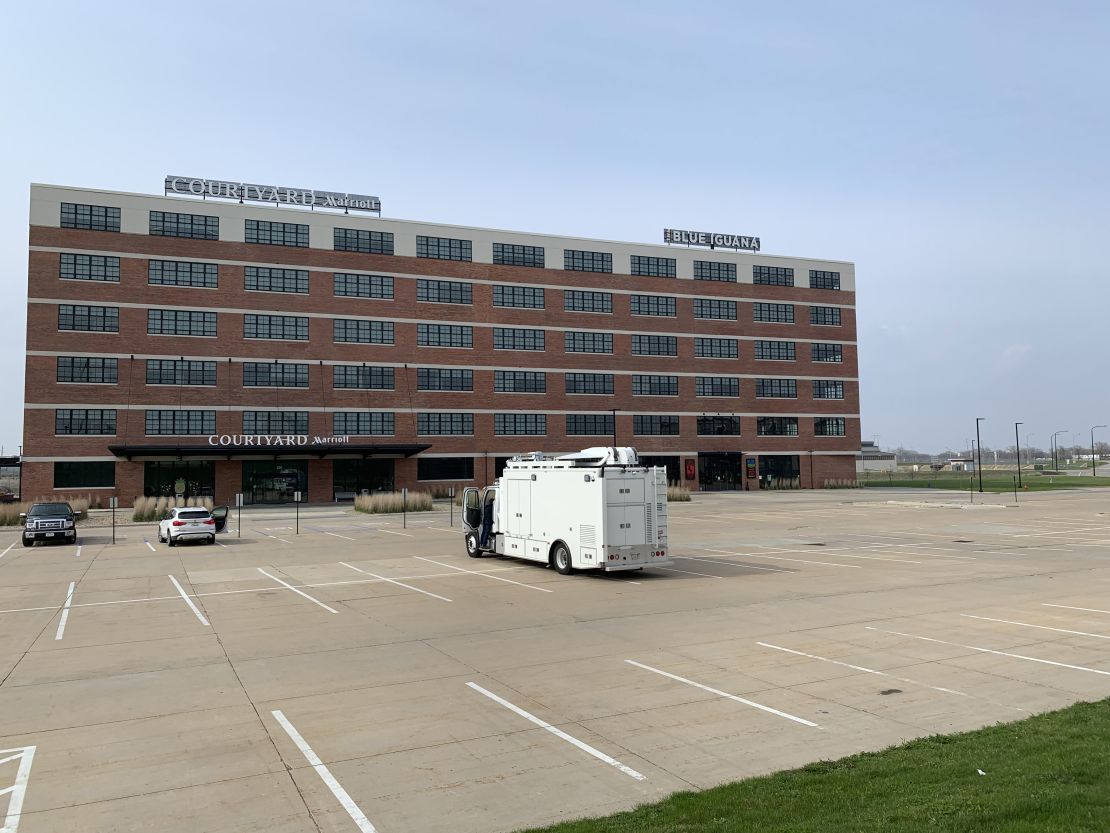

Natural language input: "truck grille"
[35,520,64,530]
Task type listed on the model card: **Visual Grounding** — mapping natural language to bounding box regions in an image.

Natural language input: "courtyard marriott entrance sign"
[663,228,760,252]
[166,176,381,213]
[207,435,351,447]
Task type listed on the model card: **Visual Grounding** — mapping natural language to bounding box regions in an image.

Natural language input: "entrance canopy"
[108,443,430,461]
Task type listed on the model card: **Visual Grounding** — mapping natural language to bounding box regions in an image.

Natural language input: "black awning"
[108,443,430,460]
[0,457,20,467]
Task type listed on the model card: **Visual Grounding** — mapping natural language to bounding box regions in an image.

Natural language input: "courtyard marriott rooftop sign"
[663,228,760,252]
[165,176,381,213]
[207,435,350,447]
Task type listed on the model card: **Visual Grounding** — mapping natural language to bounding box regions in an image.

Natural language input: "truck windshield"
[28,503,72,516]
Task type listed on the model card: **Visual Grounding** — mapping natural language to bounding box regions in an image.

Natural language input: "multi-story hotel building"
[21,181,859,505]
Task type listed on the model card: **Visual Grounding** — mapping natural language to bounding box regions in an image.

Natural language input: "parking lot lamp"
[1052,430,1067,471]
[1014,422,1023,488]
[975,418,985,492]
[1093,425,1107,476]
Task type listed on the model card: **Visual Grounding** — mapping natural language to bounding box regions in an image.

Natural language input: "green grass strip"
[518,698,1110,833]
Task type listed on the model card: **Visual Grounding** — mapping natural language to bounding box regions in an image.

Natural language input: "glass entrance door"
[698,452,743,491]
[242,461,308,504]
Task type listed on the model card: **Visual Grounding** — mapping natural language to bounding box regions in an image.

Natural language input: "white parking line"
[0,745,36,833]
[74,545,82,558]
[168,574,211,626]
[625,659,818,727]
[257,568,338,614]
[466,682,646,780]
[757,642,968,697]
[414,556,553,592]
[675,555,791,574]
[655,565,723,579]
[339,561,452,602]
[866,627,1110,677]
[271,710,378,833]
[378,529,413,538]
[700,547,862,569]
[261,532,293,545]
[145,540,157,552]
[54,582,75,641]
[1044,603,1110,616]
[323,531,358,542]
[0,541,14,559]
[960,613,1110,641]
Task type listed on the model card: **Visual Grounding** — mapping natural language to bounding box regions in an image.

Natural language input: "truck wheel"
[465,532,481,558]
[21,536,32,548]
[552,543,573,575]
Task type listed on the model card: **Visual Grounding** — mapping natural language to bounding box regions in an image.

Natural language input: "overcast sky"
[2,1,1107,455]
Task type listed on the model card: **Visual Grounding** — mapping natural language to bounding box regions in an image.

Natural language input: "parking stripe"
[144,540,156,552]
[322,531,357,542]
[340,561,452,602]
[960,613,1110,641]
[625,659,818,727]
[866,627,1110,677]
[168,574,211,626]
[257,568,338,614]
[54,582,75,641]
[700,547,862,569]
[0,745,36,833]
[378,529,413,538]
[675,555,790,574]
[655,565,723,579]
[1043,603,1110,616]
[0,541,14,559]
[414,556,553,592]
[271,710,378,833]
[467,682,646,780]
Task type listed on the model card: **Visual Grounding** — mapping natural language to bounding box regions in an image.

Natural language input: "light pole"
[975,418,985,492]
[1093,425,1107,477]
[1052,430,1067,472]
[611,408,618,449]
[1014,422,1023,488]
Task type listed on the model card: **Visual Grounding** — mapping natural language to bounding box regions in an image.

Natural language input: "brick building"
[21,181,859,506]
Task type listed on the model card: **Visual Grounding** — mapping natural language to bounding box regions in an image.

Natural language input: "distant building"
[857,440,896,473]
[947,457,975,472]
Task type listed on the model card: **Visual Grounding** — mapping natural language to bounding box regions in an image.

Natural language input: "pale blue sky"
[2,1,1107,454]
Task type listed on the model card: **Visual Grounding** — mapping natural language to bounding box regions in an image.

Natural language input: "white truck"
[461,446,671,574]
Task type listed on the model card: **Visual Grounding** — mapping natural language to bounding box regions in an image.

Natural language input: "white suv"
[158,507,217,546]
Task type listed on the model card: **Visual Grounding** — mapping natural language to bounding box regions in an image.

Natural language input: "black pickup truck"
[21,502,78,546]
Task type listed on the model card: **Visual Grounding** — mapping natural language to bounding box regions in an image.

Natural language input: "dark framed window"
[334,319,393,344]
[564,249,612,273]
[147,309,217,337]
[245,219,308,247]
[754,340,796,360]
[149,211,217,240]
[145,410,216,436]
[245,267,309,294]
[631,334,678,356]
[245,314,309,341]
[495,413,546,435]
[493,243,544,267]
[334,273,393,299]
[694,337,738,359]
[416,235,472,261]
[146,359,216,386]
[496,370,546,393]
[333,365,394,389]
[756,378,798,398]
[493,327,545,351]
[696,376,739,397]
[334,227,394,254]
[753,265,794,286]
[565,373,613,395]
[58,304,118,332]
[693,261,737,282]
[243,362,309,388]
[632,375,678,396]
[57,356,117,384]
[243,411,309,434]
[55,408,116,435]
[630,255,676,278]
[60,253,119,282]
[417,457,474,480]
[812,343,844,363]
[757,416,799,436]
[567,414,614,436]
[813,380,845,399]
[333,412,394,435]
[815,417,846,437]
[148,260,218,288]
[417,368,473,391]
[693,298,737,320]
[630,294,676,317]
[753,302,794,323]
[697,416,741,436]
[417,323,473,348]
[633,415,680,436]
[54,461,115,489]
[417,413,473,435]
[61,202,119,232]
[565,331,613,353]
[417,279,472,304]
[810,270,841,290]
[493,285,545,309]
[564,289,612,313]
[810,306,842,326]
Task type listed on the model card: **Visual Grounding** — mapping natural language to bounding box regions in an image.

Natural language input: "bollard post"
[402,487,407,529]
[294,490,301,535]
[450,487,454,527]
[110,496,117,545]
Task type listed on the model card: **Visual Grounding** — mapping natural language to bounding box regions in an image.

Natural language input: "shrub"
[132,495,213,522]
[0,502,31,526]
[667,485,692,502]
[354,491,434,514]
[823,478,860,489]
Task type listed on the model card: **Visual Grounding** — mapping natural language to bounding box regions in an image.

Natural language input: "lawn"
[518,698,1110,833]
[860,475,1110,492]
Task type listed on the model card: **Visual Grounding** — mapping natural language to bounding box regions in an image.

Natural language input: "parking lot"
[2,488,1110,833]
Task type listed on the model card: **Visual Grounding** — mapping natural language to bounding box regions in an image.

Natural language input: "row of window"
[55,356,848,399]
[53,408,848,437]
[54,306,848,361]
[59,203,842,287]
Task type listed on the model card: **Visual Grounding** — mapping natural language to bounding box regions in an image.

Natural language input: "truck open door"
[462,488,482,557]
